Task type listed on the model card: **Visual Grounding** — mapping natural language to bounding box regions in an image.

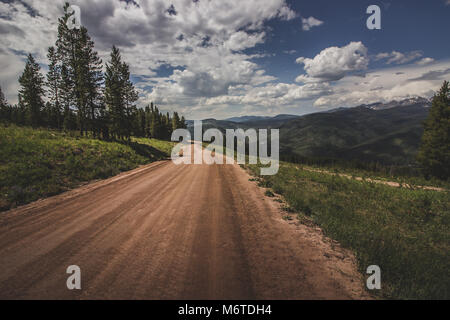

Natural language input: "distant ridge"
[359,97,431,111]
[223,114,299,123]
[224,116,271,123]
[186,97,430,165]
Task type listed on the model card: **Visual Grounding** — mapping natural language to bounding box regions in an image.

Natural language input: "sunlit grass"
[245,161,450,299]
[0,124,175,211]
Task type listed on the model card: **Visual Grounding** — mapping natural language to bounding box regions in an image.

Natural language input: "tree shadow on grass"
[119,140,170,161]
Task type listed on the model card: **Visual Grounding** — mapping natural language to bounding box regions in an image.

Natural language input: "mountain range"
[187,97,431,165]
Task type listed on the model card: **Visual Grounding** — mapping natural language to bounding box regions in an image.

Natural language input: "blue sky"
[1,0,449,119]
[252,0,450,83]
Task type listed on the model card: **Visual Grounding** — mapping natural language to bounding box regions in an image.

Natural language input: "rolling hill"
[279,104,429,164]
[187,98,430,165]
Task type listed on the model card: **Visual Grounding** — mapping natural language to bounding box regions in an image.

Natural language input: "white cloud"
[0,0,297,118]
[0,1,447,119]
[295,41,369,83]
[0,49,26,104]
[301,16,323,31]
[313,60,450,108]
[205,82,332,108]
[224,31,266,52]
[0,0,60,101]
[416,57,435,65]
[375,50,423,64]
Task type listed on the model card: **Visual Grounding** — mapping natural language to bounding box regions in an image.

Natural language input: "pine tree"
[165,112,171,139]
[144,105,152,138]
[134,108,146,137]
[56,3,103,136]
[121,61,138,139]
[417,81,450,180]
[46,46,62,129]
[79,27,103,137]
[56,3,76,124]
[105,46,127,139]
[18,54,45,127]
[60,65,76,131]
[172,112,180,132]
[180,116,187,129]
[150,106,165,139]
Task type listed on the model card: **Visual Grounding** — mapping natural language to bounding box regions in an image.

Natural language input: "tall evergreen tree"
[121,61,138,138]
[180,116,187,129]
[144,105,152,137]
[56,3,76,116]
[105,46,133,140]
[60,65,76,131]
[18,54,45,127]
[150,106,162,139]
[172,112,180,132]
[79,27,104,137]
[133,108,146,137]
[46,46,62,129]
[56,3,103,136]
[417,81,450,180]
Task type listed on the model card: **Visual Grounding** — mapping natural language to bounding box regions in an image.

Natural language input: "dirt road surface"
[0,144,370,300]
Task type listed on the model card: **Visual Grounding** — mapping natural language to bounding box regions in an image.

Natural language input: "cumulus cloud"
[415,57,435,65]
[0,0,61,100]
[204,82,333,108]
[375,50,423,64]
[1,0,447,119]
[0,0,297,118]
[313,61,450,108]
[301,16,323,31]
[295,41,369,83]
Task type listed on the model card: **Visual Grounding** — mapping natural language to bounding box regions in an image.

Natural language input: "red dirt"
[0,145,371,300]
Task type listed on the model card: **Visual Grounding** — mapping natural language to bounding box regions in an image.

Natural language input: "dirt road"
[0,145,369,300]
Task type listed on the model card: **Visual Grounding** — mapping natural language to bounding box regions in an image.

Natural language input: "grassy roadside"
[0,124,175,212]
[299,163,450,190]
[245,161,449,299]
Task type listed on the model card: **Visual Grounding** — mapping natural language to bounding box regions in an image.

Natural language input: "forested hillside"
[187,100,430,166]
[0,3,186,141]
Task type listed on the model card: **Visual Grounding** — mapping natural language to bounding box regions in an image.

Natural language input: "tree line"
[0,3,186,141]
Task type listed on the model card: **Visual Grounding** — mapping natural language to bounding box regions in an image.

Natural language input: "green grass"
[301,163,450,190]
[0,124,175,212]
[246,161,450,300]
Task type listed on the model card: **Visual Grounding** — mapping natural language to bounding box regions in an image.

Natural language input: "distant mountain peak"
[360,97,431,111]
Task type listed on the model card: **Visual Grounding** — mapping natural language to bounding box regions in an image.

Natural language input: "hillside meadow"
[245,161,449,300]
[0,124,175,212]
